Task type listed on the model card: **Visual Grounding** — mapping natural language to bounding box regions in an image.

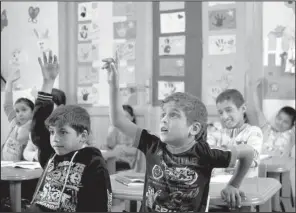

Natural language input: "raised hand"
[7,69,20,84]
[38,50,59,82]
[102,57,119,85]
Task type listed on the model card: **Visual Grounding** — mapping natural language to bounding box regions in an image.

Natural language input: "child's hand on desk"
[221,185,246,210]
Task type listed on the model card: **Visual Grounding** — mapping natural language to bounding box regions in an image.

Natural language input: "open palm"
[38,51,59,81]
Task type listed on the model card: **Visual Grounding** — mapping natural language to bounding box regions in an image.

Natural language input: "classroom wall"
[1,2,59,143]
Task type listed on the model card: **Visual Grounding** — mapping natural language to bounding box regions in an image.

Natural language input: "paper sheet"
[78,2,92,21]
[159,36,186,56]
[77,43,93,62]
[208,8,236,31]
[158,81,185,100]
[78,23,91,42]
[113,20,137,39]
[159,2,185,11]
[159,58,185,76]
[160,12,185,34]
[208,35,236,55]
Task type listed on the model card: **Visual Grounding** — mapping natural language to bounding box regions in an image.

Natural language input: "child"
[1,69,34,161]
[209,89,263,178]
[103,58,256,212]
[252,78,295,157]
[105,104,138,171]
[23,88,66,162]
[27,51,112,212]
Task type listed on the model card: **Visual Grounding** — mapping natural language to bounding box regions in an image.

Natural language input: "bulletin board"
[152,1,203,106]
[76,2,138,106]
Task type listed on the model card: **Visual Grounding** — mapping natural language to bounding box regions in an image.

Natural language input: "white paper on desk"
[210,174,232,183]
[13,161,41,170]
[1,161,15,167]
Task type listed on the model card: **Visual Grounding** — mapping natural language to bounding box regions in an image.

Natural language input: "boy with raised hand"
[103,58,256,212]
[27,51,112,212]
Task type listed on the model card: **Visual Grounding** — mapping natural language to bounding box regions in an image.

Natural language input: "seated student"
[1,70,34,161]
[103,58,256,212]
[208,89,263,178]
[251,78,295,157]
[23,88,66,161]
[105,104,138,171]
[27,51,112,212]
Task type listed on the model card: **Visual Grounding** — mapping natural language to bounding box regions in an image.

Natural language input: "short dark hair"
[123,104,136,124]
[52,88,66,106]
[45,105,90,134]
[278,106,296,127]
[216,89,248,123]
[15,98,34,111]
[161,92,208,141]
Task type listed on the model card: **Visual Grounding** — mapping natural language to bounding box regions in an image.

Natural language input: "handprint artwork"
[208,9,236,31]
[77,86,98,104]
[78,24,90,41]
[77,43,92,62]
[208,35,236,55]
[159,36,185,56]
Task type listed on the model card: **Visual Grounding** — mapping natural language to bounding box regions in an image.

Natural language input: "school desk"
[261,156,295,212]
[110,172,281,212]
[1,166,43,212]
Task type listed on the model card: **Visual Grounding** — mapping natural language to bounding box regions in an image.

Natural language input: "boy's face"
[217,100,245,129]
[49,124,87,155]
[160,101,192,146]
[274,111,293,132]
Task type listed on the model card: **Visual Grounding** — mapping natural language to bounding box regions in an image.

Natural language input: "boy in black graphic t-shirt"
[104,58,255,212]
[26,52,112,212]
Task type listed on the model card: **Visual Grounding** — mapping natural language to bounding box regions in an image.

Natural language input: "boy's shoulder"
[242,124,263,138]
[75,147,107,168]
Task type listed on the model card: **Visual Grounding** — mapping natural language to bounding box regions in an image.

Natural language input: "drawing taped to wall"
[78,23,91,41]
[160,12,185,34]
[77,86,98,105]
[159,36,185,56]
[208,35,236,55]
[159,58,185,76]
[78,66,99,85]
[114,40,136,61]
[159,2,185,11]
[78,43,92,63]
[33,28,51,52]
[112,2,136,17]
[158,81,185,100]
[28,6,40,23]
[113,20,137,39]
[1,10,8,31]
[208,8,236,31]
[78,2,92,21]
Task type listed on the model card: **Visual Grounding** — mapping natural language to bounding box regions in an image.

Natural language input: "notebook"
[1,161,41,170]
[115,172,145,186]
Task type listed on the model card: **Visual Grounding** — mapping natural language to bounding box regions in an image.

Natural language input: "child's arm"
[23,137,38,161]
[104,59,138,139]
[31,51,59,167]
[246,127,263,168]
[3,69,20,122]
[106,126,118,149]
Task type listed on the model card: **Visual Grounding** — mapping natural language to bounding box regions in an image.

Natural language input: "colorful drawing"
[78,23,91,41]
[114,40,136,60]
[208,2,235,7]
[160,12,185,34]
[1,10,8,32]
[158,81,184,100]
[28,6,39,23]
[159,36,186,56]
[112,2,136,17]
[78,43,92,62]
[208,35,236,55]
[209,9,236,31]
[159,58,185,76]
[78,2,92,21]
[33,28,51,52]
[113,20,136,39]
[159,2,185,11]
[77,86,98,104]
[78,66,99,84]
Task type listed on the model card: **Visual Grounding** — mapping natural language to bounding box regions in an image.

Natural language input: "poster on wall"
[78,23,91,41]
[77,66,99,85]
[78,2,92,21]
[159,58,185,76]
[159,2,185,11]
[159,36,185,56]
[208,34,236,55]
[113,20,137,39]
[77,85,99,105]
[208,8,236,31]
[160,12,185,34]
[77,43,93,62]
[158,81,185,100]
[112,2,136,18]
[114,40,136,60]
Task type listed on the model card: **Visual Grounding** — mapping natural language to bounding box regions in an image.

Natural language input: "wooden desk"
[1,167,43,212]
[111,173,281,212]
[261,157,294,212]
